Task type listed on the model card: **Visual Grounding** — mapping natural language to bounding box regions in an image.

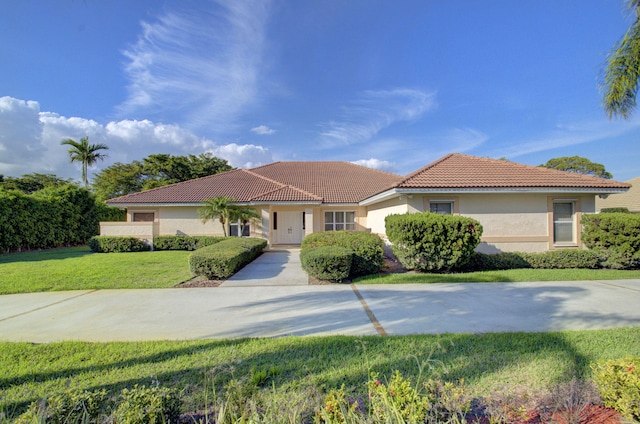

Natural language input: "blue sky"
[1,0,639,182]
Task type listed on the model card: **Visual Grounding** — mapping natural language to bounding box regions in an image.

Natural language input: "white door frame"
[275,211,304,244]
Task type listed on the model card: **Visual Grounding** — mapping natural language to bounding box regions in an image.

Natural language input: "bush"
[582,213,640,269]
[521,249,601,269]
[461,251,532,271]
[153,235,225,251]
[301,231,384,277]
[15,388,107,424]
[600,207,630,213]
[114,385,181,424]
[300,246,353,282]
[0,184,101,253]
[592,357,640,422]
[189,237,267,279]
[88,236,151,253]
[385,212,483,272]
[95,201,126,222]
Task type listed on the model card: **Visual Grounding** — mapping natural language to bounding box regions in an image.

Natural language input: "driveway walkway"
[222,249,308,286]
[1,280,639,342]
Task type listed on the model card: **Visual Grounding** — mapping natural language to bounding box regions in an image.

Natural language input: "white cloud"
[119,1,271,135]
[319,88,437,146]
[251,125,275,135]
[0,96,272,179]
[352,158,398,174]
[207,143,272,169]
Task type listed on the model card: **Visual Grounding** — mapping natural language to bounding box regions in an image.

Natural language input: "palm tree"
[198,196,237,237]
[603,0,640,118]
[232,206,261,237]
[60,136,109,188]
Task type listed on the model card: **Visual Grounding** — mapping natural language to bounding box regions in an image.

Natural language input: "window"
[132,212,154,222]
[229,221,251,237]
[429,202,453,215]
[553,202,574,244]
[324,211,355,231]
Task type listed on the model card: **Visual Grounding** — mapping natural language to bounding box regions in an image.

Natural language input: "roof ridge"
[249,184,323,201]
[398,153,455,184]
[106,167,242,202]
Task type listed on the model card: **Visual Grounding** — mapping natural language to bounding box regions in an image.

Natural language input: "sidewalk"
[1,280,639,342]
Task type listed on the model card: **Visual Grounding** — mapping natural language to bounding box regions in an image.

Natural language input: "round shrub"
[385,212,483,272]
[88,236,150,253]
[300,246,353,282]
[301,231,384,277]
[582,213,640,269]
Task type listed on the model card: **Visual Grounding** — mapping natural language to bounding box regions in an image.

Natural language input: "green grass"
[0,246,193,294]
[1,328,639,419]
[356,268,640,284]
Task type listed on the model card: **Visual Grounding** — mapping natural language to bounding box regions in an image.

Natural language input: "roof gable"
[597,176,640,211]
[398,154,632,190]
[107,162,402,205]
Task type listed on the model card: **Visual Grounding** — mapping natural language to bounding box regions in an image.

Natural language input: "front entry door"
[276,212,304,244]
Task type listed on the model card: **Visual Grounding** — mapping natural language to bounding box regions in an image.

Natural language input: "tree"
[540,156,613,179]
[60,136,109,188]
[602,0,640,118]
[92,153,233,199]
[197,196,260,237]
[197,196,237,237]
[0,173,74,194]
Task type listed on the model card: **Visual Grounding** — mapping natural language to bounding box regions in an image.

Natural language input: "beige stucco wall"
[99,222,156,239]
[366,193,595,253]
[366,197,410,235]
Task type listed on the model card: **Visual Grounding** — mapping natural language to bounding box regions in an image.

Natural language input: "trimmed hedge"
[88,236,150,253]
[153,235,225,251]
[385,212,483,272]
[0,185,100,253]
[300,246,353,282]
[189,237,267,279]
[301,231,384,277]
[461,249,602,271]
[582,213,640,269]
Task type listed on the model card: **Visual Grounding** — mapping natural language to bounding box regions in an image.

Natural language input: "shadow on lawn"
[0,246,93,264]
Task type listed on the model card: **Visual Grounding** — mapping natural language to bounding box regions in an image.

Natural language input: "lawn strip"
[1,328,638,419]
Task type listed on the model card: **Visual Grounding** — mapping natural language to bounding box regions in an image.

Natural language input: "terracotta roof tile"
[399,154,632,189]
[250,161,403,203]
[107,162,402,205]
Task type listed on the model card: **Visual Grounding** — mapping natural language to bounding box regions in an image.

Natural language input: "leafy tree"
[540,156,613,179]
[197,196,237,237]
[60,136,109,188]
[0,173,74,194]
[197,196,260,237]
[92,162,145,201]
[92,153,233,199]
[602,0,640,118]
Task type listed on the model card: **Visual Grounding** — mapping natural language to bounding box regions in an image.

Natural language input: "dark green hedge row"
[189,237,267,279]
[385,212,483,272]
[0,185,100,253]
[300,246,353,282]
[88,236,150,253]
[153,235,225,251]
[301,231,384,277]
[583,213,640,269]
[460,249,602,271]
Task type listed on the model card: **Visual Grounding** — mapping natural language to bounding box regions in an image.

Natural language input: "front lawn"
[356,267,640,284]
[1,328,639,420]
[0,246,192,294]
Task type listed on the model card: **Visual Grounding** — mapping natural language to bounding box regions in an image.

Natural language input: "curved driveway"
[1,280,639,342]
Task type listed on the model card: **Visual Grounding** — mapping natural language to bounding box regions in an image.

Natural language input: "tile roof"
[107,162,402,205]
[398,154,632,190]
[250,161,403,203]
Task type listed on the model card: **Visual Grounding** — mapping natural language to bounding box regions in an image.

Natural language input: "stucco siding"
[155,207,222,236]
[365,197,409,235]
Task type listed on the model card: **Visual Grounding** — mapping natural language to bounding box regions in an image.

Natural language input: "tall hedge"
[0,185,101,253]
[582,213,640,269]
[385,212,483,272]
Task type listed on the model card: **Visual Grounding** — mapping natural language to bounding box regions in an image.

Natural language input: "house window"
[273,212,278,230]
[429,202,453,215]
[132,212,154,222]
[553,202,574,244]
[324,211,356,231]
[229,221,251,237]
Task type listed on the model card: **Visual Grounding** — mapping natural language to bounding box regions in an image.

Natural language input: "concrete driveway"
[1,280,639,342]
